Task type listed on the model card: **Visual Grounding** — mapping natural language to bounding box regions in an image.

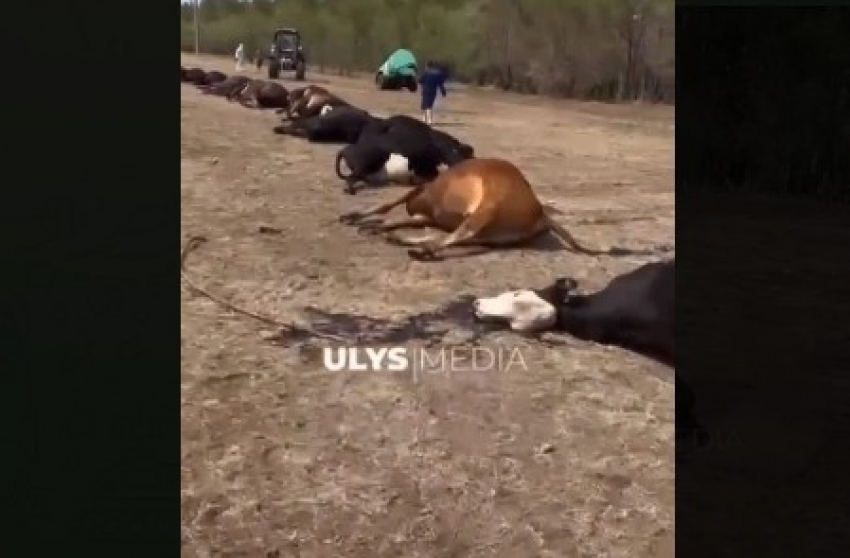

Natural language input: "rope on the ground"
[180,235,347,342]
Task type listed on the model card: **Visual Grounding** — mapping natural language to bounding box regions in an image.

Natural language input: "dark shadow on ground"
[340,214,671,261]
[269,295,505,347]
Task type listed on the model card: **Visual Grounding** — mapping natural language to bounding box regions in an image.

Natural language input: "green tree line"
[180,0,674,102]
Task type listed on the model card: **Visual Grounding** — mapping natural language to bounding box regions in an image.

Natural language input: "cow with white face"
[473,260,706,449]
[473,288,559,332]
[474,262,675,365]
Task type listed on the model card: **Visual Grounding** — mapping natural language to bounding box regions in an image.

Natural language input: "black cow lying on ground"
[472,259,707,447]
[198,75,251,98]
[233,80,290,109]
[182,67,207,85]
[382,115,475,162]
[334,114,475,194]
[273,106,381,144]
[197,70,227,87]
[335,147,421,193]
[182,68,227,87]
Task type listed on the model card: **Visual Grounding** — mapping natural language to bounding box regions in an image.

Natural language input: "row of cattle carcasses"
[181,65,477,195]
[180,64,693,440]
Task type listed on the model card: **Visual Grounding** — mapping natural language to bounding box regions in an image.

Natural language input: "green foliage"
[180,0,674,102]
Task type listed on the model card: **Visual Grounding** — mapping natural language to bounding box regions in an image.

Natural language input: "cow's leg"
[273,123,307,137]
[344,177,365,195]
[338,186,425,225]
[357,214,433,236]
[404,207,497,260]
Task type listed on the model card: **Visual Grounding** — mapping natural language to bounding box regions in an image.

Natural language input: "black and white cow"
[473,259,707,447]
[333,114,475,194]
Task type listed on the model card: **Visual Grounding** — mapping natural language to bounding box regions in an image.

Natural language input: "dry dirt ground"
[181,53,675,558]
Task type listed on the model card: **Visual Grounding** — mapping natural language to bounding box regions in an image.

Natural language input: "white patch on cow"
[473,290,556,332]
[320,104,333,116]
[366,153,412,185]
[383,153,412,181]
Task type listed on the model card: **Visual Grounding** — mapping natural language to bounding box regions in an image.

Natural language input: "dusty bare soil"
[181,53,675,558]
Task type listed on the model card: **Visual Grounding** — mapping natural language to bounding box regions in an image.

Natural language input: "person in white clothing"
[234,43,245,71]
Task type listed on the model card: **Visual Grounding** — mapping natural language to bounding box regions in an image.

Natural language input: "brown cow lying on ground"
[339,158,650,260]
[277,85,353,120]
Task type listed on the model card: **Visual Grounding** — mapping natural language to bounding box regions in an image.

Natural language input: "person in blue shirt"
[418,61,447,126]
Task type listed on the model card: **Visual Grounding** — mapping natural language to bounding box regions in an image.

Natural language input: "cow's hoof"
[339,212,362,225]
[272,126,287,135]
[407,248,439,261]
[384,232,405,245]
[344,186,358,195]
[357,224,382,236]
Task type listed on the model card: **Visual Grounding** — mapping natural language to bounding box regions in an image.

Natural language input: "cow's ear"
[554,278,570,291]
[554,277,578,302]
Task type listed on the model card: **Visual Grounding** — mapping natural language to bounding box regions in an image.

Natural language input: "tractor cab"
[267,28,307,81]
[272,28,301,56]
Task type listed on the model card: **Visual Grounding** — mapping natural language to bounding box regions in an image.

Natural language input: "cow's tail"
[543,213,656,257]
[335,149,352,180]
[542,214,607,256]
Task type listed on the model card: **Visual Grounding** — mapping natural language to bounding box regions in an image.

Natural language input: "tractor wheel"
[404,76,418,93]
[268,60,280,80]
[375,72,386,90]
[295,61,306,81]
